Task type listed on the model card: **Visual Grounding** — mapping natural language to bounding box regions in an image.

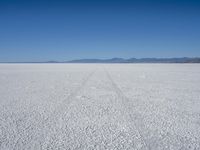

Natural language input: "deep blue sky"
[0,0,200,62]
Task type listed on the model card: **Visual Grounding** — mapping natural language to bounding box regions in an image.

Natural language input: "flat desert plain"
[0,64,200,150]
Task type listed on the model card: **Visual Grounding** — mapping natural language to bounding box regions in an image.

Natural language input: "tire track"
[104,67,150,150]
[44,69,96,122]
[13,69,96,149]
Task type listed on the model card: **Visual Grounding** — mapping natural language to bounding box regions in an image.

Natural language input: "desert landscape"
[0,64,200,149]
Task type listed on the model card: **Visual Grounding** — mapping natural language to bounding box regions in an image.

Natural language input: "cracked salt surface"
[0,64,200,150]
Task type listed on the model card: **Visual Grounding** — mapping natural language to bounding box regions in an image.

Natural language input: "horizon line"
[0,57,200,63]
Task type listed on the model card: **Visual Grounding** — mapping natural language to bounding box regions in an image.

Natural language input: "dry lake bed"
[0,64,200,150]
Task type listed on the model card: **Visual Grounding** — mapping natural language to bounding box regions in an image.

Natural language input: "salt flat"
[0,64,200,150]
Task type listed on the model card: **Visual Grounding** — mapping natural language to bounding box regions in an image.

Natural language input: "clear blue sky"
[0,0,200,62]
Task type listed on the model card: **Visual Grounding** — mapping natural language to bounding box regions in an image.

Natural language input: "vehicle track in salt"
[13,69,96,149]
[104,67,150,150]
[40,67,148,149]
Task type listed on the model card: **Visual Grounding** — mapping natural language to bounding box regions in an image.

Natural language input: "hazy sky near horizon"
[0,0,200,62]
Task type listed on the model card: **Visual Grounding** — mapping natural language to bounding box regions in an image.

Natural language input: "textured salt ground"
[0,64,200,150]
[106,64,200,150]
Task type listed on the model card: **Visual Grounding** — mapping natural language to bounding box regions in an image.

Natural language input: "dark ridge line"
[0,57,200,63]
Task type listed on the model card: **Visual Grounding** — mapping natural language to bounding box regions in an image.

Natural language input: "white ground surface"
[0,64,200,150]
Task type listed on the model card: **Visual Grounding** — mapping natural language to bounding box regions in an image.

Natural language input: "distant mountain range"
[2,57,200,63]
[66,57,200,63]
